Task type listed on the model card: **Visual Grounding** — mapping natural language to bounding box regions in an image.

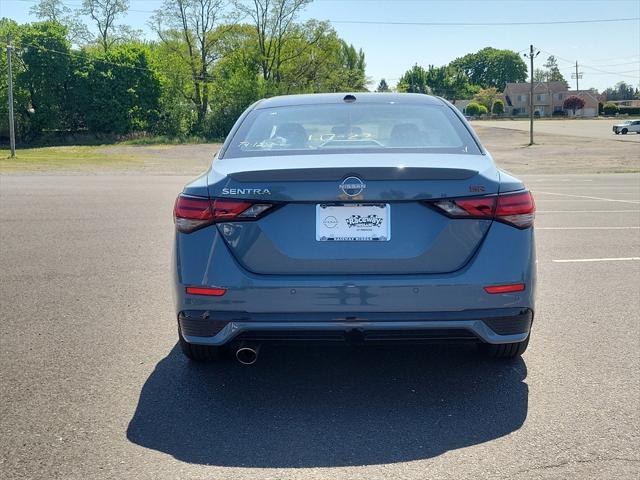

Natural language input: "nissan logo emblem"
[339,176,366,197]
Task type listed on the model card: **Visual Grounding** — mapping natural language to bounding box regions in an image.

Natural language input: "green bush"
[466,102,482,116]
[478,105,488,115]
[619,106,640,115]
[491,99,505,114]
[603,103,619,115]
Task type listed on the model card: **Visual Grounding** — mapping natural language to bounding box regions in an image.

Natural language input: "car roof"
[254,92,446,109]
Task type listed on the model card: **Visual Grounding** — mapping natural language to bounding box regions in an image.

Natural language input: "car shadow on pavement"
[127,343,528,467]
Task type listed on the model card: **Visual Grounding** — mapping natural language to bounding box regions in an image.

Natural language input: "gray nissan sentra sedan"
[173,93,536,364]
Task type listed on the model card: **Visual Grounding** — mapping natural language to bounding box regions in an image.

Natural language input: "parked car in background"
[173,93,537,365]
[613,119,640,134]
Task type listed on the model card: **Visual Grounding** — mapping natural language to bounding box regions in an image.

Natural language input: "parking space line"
[553,257,640,263]
[537,227,640,230]
[534,191,640,205]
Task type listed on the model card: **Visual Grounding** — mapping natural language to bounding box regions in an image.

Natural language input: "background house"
[502,81,569,117]
[566,90,602,117]
[501,81,601,117]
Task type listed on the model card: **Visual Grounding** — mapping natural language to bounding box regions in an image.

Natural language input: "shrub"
[552,109,568,117]
[602,103,619,115]
[618,106,640,115]
[491,99,505,114]
[478,105,488,116]
[465,102,482,116]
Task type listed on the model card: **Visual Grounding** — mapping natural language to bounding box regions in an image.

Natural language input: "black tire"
[178,329,228,362]
[614,130,620,135]
[484,335,530,359]
[621,128,628,134]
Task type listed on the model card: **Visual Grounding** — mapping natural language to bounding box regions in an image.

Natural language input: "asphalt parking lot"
[1,172,639,480]
[475,118,640,143]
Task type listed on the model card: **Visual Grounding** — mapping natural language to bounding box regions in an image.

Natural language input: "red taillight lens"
[174,195,274,233]
[495,191,536,228]
[174,195,213,233]
[484,283,526,294]
[186,286,226,296]
[431,190,535,229]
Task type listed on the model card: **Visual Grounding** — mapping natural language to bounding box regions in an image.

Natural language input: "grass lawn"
[0,145,148,173]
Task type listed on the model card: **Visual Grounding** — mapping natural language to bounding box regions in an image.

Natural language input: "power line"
[13,40,216,82]
[328,17,640,26]
[541,49,640,80]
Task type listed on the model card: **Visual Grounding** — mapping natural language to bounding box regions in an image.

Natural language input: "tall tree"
[376,78,390,92]
[604,81,636,100]
[17,21,72,136]
[75,44,162,134]
[152,0,235,128]
[235,0,312,85]
[81,0,130,51]
[29,0,88,43]
[450,47,527,90]
[534,56,568,84]
[397,64,432,94]
[424,65,478,99]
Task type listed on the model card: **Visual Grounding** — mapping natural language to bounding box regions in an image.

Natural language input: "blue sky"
[2,0,639,92]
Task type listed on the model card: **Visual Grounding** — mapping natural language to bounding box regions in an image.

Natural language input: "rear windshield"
[223,103,481,158]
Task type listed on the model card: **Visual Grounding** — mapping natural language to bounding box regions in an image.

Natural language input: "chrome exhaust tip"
[236,343,260,365]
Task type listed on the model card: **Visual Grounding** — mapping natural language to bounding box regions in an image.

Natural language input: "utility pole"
[523,45,539,146]
[571,61,583,92]
[6,39,16,158]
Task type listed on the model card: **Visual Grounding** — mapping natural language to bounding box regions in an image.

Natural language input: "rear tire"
[621,128,628,134]
[484,336,529,359]
[178,330,228,362]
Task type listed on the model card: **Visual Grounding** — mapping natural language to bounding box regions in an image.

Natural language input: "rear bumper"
[179,307,533,346]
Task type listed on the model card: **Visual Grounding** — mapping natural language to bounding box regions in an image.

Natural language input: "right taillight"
[431,190,535,229]
[174,195,274,233]
[495,191,536,228]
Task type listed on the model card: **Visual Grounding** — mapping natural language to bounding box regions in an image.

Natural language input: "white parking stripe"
[537,227,640,230]
[534,191,640,205]
[553,257,640,263]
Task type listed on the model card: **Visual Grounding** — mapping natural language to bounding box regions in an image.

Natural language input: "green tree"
[276,21,366,94]
[397,64,432,94]
[472,87,499,110]
[17,21,72,137]
[376,78,389,92]
[602,102,619,115]
[0,19,29,139]
[235,0,312,86]
[450,47,527,90]
[424,65,477,99]
[76,43,161,134]
[604,81,636,101]
[152,0,235,130]
[81,0,133,51]
[542,56,568,85]
[30,0,89,44]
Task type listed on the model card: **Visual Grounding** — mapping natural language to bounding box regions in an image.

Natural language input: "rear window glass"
[223,103,481,158]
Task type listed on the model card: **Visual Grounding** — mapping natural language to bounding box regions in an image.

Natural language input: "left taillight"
[174,195,273,233]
